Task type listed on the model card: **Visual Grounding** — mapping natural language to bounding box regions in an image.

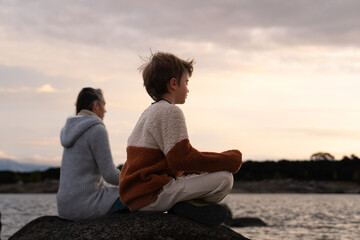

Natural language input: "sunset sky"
[1,0,359,166]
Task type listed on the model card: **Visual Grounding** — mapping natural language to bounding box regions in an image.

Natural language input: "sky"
[0,0,360,166]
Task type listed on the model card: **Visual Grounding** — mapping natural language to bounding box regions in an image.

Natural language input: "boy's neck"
[159,94,175,104]
[158,98,171,104]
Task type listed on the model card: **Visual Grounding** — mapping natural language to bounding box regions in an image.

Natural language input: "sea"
[0,193,359,240]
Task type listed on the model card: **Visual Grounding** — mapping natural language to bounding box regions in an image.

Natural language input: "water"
[223,194,360,240]
[0,194,359,240]
[0,194,57,240]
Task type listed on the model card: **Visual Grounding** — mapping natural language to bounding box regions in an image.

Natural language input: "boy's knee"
[218,171,233,192]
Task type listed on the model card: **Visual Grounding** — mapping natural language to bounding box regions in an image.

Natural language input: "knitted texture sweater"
[57,111,120,220]
[119,101,242,211]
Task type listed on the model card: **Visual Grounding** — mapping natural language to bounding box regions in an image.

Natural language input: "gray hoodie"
[57,112,120,220]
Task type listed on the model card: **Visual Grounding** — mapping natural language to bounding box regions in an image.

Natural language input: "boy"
[119,52,242,226]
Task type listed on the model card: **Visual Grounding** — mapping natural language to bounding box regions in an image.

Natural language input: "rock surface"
[222,204,267,228]
[10,212,250,240]
[225,217,267,227]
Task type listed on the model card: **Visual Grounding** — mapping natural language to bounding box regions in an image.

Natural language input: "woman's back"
[57,88,121,221]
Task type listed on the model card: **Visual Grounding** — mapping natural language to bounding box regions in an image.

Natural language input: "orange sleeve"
[166,139,242,173]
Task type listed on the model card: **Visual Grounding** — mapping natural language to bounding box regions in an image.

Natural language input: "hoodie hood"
[60,115,104,148]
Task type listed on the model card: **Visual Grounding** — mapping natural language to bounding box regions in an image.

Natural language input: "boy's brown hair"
[140,52,194,101]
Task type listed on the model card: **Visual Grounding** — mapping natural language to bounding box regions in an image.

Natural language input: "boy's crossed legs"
[139,171,233,225]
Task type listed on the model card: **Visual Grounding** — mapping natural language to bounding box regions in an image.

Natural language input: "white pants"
[139,171,233,212]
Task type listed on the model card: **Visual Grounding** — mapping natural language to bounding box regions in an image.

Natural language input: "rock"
[10,212,250,240]
[225,217,267,227]
[222,204,267,227]
[1,211,2,238]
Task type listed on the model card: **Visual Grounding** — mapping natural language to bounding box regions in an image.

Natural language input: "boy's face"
[174,72,189,104]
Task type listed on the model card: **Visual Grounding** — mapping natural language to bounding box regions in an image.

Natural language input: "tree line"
[0,167,60,184]
[234,154,360,183]
[0,154,359,184]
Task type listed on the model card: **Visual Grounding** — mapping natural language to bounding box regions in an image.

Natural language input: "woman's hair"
[75,87,103,114]
[139,52,194,101]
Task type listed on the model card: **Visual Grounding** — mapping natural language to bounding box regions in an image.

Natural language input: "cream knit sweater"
[120,101,242,211]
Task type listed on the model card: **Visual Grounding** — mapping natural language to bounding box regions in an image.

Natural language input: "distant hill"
[0,158,53,172]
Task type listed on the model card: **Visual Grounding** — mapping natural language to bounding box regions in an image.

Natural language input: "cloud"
[1,0,359,84]
[0,0,360,163]
[36,84,57,93]
[20,138,60,147]
[0,84,60,93]
[0,151,18,160]
[1,0,360,83]
[0,86,29,93]
[1,0,360,51]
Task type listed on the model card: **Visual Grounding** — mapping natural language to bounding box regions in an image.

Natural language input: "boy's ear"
[168,78,177,90]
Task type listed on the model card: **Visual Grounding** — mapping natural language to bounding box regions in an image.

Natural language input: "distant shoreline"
[0,179,359,194]
[0,180,59,193]
[232,179,360,194]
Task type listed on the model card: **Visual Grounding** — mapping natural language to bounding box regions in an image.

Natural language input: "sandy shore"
[0,179,359,194]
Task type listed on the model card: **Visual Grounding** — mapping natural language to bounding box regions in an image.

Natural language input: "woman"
[57,87,126,220]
